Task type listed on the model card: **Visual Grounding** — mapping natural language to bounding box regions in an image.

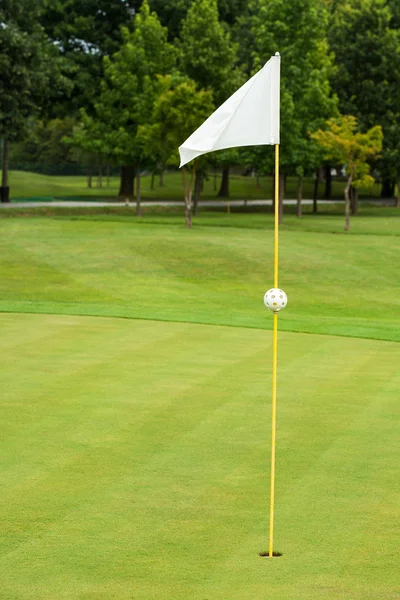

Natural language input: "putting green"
[0,313,398,600]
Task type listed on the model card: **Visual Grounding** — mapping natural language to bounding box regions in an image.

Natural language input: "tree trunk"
[136,163,141,216]
[119,165,134,200]
[193,171,202,216]
[396,176,400,208]
[278,172,285,225]
[87,166,93,189]
[106,164,110,188]
[324,165,332,199]
[159,171,164,187]
[344,172,353,231]
[151,173,155,190]
[351,185,358,216]
[296,175,303,218]
[381,178,395,198]
[97,162,103,188]
[313,170,319,213]
[213,169,217,191]
[1,139,10,203]
[217,166,230,197]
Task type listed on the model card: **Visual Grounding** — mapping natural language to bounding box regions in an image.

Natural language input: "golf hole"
[259,551,283,558]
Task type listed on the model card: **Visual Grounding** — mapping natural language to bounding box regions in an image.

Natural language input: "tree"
[0,0,68,201]
[149,0,248,39]
[141,76,214,226]
[9,118,76,174]
[41,0,139,115]
[311,115,383,230]
[64,113,113,187]
[178,0,244,199]
[328,0,400,199]
[178,0,243,106]
[148,0,192,39]
[239,0,337,220]
[92,0,176,212]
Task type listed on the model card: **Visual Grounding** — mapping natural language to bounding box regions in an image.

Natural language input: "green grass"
[0,210,399,599]
[0,314,399,599]
[0,208,399,341]
[3,169,384,201]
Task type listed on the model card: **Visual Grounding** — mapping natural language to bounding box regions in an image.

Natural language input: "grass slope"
[4,169,383,201]
[0,313,399,600]
[0,210,399,341]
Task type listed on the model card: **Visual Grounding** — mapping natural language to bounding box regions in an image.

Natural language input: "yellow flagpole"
[269,143,280,557]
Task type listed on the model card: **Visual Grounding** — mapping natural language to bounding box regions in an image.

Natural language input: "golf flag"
[179,53,280,167]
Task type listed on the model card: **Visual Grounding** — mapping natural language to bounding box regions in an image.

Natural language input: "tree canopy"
[4,0,400,212]
[312,115,383,229]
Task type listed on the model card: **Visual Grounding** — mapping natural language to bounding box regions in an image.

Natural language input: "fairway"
[0,211,399,599]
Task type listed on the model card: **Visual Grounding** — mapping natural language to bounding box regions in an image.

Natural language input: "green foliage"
[311,115,383,188]
[91,1,177,167]
[178,0,244,105]
[9,119,76,169]
[240,0,337,174]
[41,0,139,113]
[328,0,400,185]
[149,0,193,39]
[0,0,69,141]
[139,76,214,168]
[149,0,248,39]
[65,113,112,168]
[42,0,139,55]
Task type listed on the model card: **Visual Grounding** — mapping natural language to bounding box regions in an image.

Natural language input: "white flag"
[179,54,280,167]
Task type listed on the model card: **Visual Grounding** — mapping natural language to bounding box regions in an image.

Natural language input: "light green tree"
[311,115,383,230]
[178,0,243,104]
[140,76,214,227]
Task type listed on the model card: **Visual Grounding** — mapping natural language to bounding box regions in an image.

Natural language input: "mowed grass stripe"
[0,314,398,599]
[0,217,399,341]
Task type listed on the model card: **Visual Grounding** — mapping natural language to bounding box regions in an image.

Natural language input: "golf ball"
[264,288,287,313]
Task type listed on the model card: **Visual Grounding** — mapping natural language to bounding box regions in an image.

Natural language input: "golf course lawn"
[0,210,399,599]
[4,169,383,201]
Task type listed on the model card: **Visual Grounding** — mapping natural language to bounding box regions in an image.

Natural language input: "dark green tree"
[239,0,336,219]
[41,0,139,114]
[328,0,400,199]
[9,118,76,174]
[0,0,68,201]
[92,0,176,212]
[178,0,244,197]
[148,0,192,39]
[149,0,248,39]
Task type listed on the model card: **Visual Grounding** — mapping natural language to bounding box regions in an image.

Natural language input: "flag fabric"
[179,54,280,168]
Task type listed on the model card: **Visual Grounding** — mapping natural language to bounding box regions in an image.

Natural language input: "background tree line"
[1,0,399,221]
